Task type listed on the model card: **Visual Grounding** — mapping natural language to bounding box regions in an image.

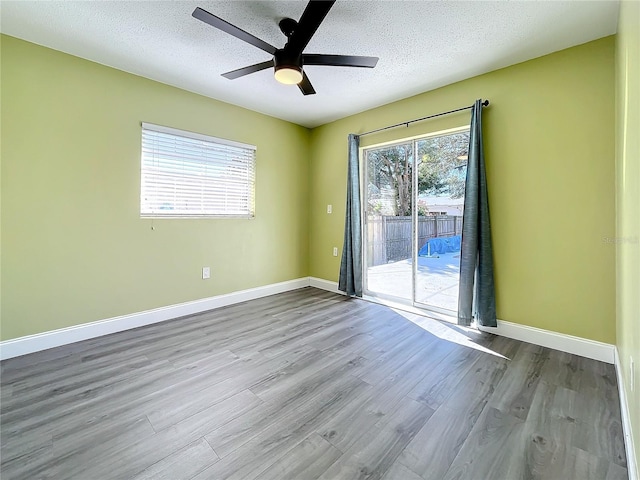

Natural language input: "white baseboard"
[0,277,310,361]
[309,277,615,364]
[478,320,615,364]
[615,347,639,480]
[309,277,345,295]
[0,276,616,366]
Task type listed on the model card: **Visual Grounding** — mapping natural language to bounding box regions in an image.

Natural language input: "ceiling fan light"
[274,65,303,85]
[273,49,303,85]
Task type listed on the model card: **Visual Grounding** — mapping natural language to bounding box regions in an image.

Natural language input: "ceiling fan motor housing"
[274,49,303,84]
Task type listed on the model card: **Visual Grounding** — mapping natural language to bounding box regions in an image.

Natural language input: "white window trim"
[141,123,256,152]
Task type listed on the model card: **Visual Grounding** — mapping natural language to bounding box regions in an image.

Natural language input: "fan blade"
[222,61,273,79]
[297,72,316,95]
[287,1,336,55]
[192,7,277,55]
[303,54,378,68]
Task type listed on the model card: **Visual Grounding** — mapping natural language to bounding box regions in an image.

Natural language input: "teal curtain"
[458,100,496,327]
[338,134,363,297]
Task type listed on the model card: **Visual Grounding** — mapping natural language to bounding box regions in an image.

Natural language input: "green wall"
[0,35,310,340]
[309,37,616,344]
[615,0,640,467]
[0,34,619,349]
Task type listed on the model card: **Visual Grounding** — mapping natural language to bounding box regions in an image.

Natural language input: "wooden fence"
[367,215,463,266]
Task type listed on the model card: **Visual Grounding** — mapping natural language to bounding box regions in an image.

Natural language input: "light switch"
[327,204,332,214]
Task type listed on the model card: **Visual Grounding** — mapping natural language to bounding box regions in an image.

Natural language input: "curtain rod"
[358,99,489,138]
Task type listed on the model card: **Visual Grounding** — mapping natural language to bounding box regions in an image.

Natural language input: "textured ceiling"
[0,1,619,128]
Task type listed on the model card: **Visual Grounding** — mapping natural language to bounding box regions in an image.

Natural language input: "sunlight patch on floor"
[392,308,510,360]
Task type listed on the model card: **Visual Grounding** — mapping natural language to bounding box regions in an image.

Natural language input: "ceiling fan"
[192,0,378,95]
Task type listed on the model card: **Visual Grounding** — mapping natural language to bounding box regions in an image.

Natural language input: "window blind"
[140,123,256,218]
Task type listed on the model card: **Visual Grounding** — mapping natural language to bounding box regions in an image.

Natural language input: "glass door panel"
[414,130,469,312]
[364,142,414,301]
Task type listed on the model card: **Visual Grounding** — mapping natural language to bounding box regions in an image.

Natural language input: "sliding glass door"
[363,128,470,316]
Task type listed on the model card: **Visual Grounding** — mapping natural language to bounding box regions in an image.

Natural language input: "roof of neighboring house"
[419,195,464,207]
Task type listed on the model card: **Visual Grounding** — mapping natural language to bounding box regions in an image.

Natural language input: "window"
[140,123,256,218]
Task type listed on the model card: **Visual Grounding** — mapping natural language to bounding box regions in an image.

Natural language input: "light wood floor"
[0,288,627,480]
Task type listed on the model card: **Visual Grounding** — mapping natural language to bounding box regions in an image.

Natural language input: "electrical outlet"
[333,247,338,256]
[327,204,332,214]
[202,267,211,279]
[631,356,635,392]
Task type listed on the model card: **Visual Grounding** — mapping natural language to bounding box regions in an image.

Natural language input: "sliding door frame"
[360,125,470,317]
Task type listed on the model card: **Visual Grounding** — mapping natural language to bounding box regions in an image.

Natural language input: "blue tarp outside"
[418,235,462,256]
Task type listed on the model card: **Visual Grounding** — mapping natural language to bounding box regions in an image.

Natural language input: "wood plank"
[316,340,451,453]
[381,462,424,480]
[517,381,578,479]
[485,341,548,420]
[543,445,617,480]
[146,346,318,430]
[196,375,371,480]
[605,461,629,480]
[317,397,434,480]
[0,432,53,480]
[571,390,627,468]
[539,350,582,391]
[440,407,526,480]
[30,389,260,480]
[51,416,156,458]
[406,345,482,409]
[205,365,374,459]
[398,354,508,480]
[249,351,367,404]
[4,416,158,479]
[257,309,388,360]
[1,355,155,412]
[1,360,178,437]
[353,329,437,386]
[0,429,51,465]
[257,434,342,480]
[131,438,219,480]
